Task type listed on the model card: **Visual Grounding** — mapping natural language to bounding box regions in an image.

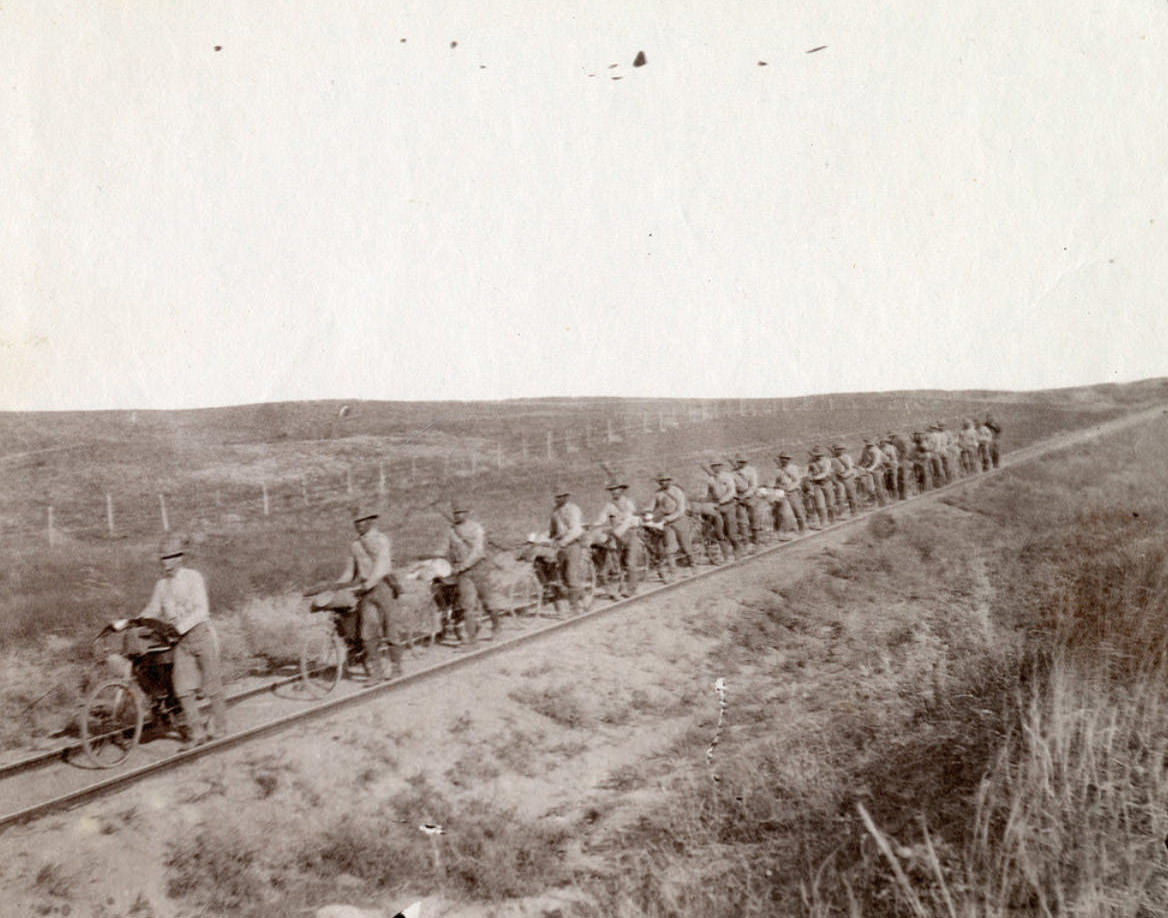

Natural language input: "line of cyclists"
[576,415,1003,598]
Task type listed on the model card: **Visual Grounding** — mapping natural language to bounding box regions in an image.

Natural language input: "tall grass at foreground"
[957,657,1168,916]
[815,658,1168,918]
[832,539,1168,918]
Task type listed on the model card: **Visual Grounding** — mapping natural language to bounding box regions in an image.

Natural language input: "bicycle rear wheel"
[579,557,597,611]
[507,570,543,616]
[298,629,346,698]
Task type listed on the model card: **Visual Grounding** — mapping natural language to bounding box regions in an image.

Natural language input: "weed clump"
[165,774,570,915]
[166,823,267,912]
[509,682,592,729]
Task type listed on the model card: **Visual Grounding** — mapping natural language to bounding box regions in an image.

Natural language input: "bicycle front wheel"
[298,629,346,698]
[508,571,543,616]
[81,680,144,768]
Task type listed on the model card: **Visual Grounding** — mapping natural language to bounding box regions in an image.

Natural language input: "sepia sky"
[2,1,1166,410]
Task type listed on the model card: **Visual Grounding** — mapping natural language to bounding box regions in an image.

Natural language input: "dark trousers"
[358,580,401,678]
[456,562,499,642]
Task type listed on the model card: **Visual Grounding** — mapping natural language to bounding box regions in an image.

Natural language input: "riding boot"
[365,652,386,682]
[208,693,228,739]
[176,692,206,746]
[624,560,640,596]
[388,644,403,679]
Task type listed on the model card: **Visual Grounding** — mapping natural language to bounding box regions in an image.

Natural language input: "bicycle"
[519,536,597,614]
[298,579,439,698]
[81,617,201,767]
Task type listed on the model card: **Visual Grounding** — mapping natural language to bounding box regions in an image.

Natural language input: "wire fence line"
[3,394,1008,546]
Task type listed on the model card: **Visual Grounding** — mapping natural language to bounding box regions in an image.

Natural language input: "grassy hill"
[1,382,1164,640]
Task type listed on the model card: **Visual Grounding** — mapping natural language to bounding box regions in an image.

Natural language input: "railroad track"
[1,404,1161,831]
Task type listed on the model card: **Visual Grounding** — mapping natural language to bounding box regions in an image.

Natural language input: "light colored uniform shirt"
[881,443,899,467]
[809,457,833,483]
[339,526,393,588]
[832,453,857,479]
[141,566,210,636]
[859,445,884,472]
[595,495,637,539]
[712,470,737,505]
[549,501,584,547]
[445,519,486,573]
[775,462,803,492]
[734,464,759,499]
[653,484,687,523]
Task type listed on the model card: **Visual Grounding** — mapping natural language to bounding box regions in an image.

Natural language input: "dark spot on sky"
[400,38,407,43]
[450,40,458,49]
[758,61,767,66]
[806,45,827,53]
[608,63,618,69]
[633,50,646,67]
[612,76,623,80]
[480,65,486,69]
[213,46,222,52]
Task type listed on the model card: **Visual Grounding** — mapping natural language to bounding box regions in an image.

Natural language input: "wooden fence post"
[47,505,55,546]
[106,493,114,537]
[495,442,503,470]
[546,430,553,461]
[262,483,270,516]
[301,477,309,505]
[159,494,169,532]
[378,462,386,496]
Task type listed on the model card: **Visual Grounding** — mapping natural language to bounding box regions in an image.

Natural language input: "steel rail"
[0,404,1161,831]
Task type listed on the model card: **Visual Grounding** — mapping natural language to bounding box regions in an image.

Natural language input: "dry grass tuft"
[166,772,571,915]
